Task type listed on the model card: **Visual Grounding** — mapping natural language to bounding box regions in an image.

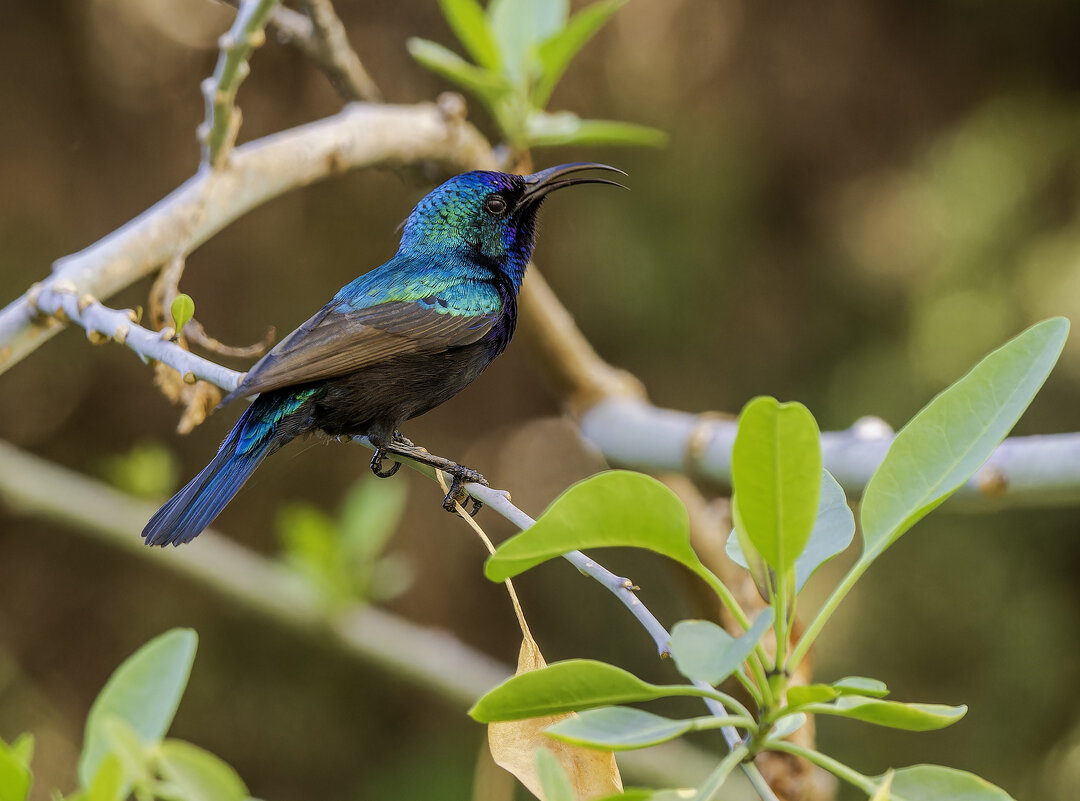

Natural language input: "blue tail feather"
[143,399,292,547]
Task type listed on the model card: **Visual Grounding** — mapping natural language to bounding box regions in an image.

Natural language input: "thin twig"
[217,0,381,102]
[297,0,382,102]
[200,0,282,167]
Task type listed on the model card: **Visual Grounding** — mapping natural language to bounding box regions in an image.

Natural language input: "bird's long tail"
[142,390,310,547]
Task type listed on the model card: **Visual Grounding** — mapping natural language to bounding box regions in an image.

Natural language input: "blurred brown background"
[2,1,1080,799]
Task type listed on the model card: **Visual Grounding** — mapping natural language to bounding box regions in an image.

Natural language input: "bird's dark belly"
[309,339,496,441]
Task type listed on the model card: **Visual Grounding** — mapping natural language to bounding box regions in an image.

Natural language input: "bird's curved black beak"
[515,163,627,211]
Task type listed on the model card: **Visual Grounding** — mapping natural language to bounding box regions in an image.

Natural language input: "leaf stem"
[693,742,751,801]
[767,740,878,795]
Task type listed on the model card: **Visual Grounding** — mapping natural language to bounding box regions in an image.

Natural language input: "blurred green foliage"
[98,442,180,501]
[7,630,256,801]
[276,475,411,608]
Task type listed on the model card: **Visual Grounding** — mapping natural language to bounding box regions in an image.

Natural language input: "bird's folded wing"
[222,300,496,403]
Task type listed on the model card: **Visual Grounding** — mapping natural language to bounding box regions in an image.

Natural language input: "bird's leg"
[382,439,487,517]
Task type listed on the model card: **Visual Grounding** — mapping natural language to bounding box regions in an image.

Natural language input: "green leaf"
[533,0,627,105]
[169,293,194,337]
[406,38,513,104]
[157,740,248,801]
[765,712,807,741]
[730,494,771,600]
[547,707,695,751]
[888,764,1016,801]
[485,471,707,583]
[728,470,854,593]
[78,629,198,787]
[489,0,568,81]
[669,610,774,686]
[785,684,838,707]
[535,748,575,801]
[731,397,823,580]
[832,676,889,698]
[84,754,125,801]
[470,659,716,722]
[0,737,32,801]
[437,0,500,70]
[860,317,1069,562]
[100,717,152,787]
[803,696,966,731]
[524,111,667,147]
[9,735,32,769]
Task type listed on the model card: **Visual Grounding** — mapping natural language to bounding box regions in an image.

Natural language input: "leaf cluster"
[408,0,666,149]
[470,317,1068,800]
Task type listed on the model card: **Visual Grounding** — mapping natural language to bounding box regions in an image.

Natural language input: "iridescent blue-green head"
[399,163,625,288]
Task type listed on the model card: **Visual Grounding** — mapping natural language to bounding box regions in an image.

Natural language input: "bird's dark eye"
[484,194,508,216]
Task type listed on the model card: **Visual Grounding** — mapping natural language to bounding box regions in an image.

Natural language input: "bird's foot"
[380,439,487,516]
[370,448,401,478]
[442,466,487,517]
[393,431,415,447]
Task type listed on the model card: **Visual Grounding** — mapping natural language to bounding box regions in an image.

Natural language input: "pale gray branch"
[0,101,496,376]
[580,397,1080,509]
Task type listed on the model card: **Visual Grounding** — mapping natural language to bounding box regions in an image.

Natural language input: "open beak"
[515,163,627,211]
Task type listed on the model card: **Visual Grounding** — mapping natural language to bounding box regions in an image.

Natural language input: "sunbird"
[143,163,624,546]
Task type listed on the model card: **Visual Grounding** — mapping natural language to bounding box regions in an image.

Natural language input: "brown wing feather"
[223,300,496,403]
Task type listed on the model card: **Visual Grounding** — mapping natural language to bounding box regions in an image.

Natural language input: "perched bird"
[143,163,624,547]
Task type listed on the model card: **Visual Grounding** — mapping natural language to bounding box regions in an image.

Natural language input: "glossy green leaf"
[406,38,513,104]
[888,764,1016,800]
[437,0,500,70]
[524,111,667,147]
[158,740,248,801]
[533,0,627,105]
[470,660,716,722]
[728,470,854,593]
[832,676,889,698]
[547,707,695,751]
[803,696,966,731]
[485,471,707,583]
[731,397,823,580]
[489,0,568,81]
[670,610,774,686]
[860,317,1068,561]
[169,294,194,337]
[765,712,806,741]
[0,736,32,801]
[535,748,575,801]
[785,684,838,707]
[78,629,197,787]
